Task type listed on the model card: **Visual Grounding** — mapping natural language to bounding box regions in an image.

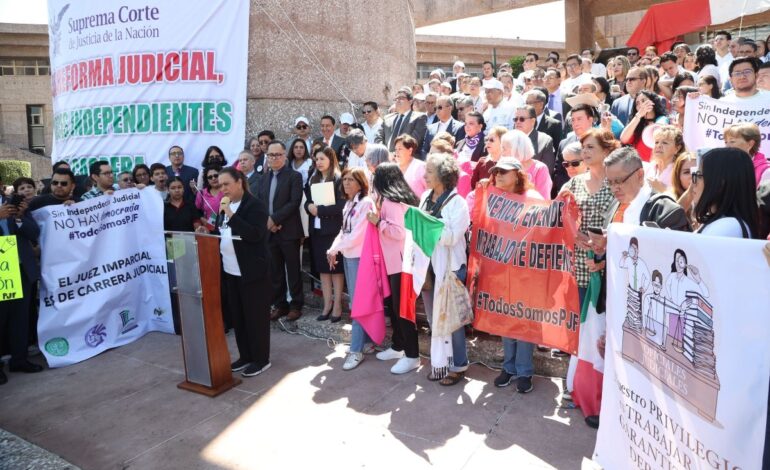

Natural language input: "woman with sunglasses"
[192,165,224,232]
[196,146,228,187]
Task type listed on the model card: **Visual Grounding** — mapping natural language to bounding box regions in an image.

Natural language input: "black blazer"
[214,192,270,282]
[165,165,200,202]
[255,166,303,241]
[528,130,557,178]
[0,203,40,283]
[421,118,466,157]
[538,113,563,148]
[303,174,345,237]
[375,110,428,155]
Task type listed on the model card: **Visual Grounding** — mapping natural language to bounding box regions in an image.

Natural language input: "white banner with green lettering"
[32,189,173,367]
[47,0,249,174]
[593,224,770,470]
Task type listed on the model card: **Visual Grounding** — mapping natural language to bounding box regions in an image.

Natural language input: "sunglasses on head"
[562,160,583,168]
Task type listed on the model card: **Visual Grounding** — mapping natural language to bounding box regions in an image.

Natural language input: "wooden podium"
[167,231,241,397]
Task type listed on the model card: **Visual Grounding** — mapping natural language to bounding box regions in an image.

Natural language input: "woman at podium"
[215,167,273,378]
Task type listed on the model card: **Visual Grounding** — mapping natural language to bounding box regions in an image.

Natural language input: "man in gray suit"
[514,105,556,179]
[238,151,260,195]
[420,95,465,156]
[375,86,428,157]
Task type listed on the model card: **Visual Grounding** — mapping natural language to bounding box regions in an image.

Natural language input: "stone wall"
[0,142,53,181]
[246,0,416,141]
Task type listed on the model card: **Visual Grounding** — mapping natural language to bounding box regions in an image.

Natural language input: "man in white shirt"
[582,49,606,78]
[498,72,524,107]
[345,129,369,170]
[468,76,485,112]
[481,60,495,89]
[482,79,515,130]
[713,30,734,68]
[561,54,592,94]
[336,113,355,138]
[516,52,539,87]
[721,57,769,105]
[360,101,383,144]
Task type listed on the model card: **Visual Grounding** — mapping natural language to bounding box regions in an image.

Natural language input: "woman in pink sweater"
[365,163,421,374]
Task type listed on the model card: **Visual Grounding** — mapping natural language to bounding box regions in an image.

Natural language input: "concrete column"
[564,0,595,53]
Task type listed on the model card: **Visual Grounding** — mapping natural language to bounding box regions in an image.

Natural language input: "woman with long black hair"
[619,89,669,162]
[215,167,272,378]
[358,163,421,373]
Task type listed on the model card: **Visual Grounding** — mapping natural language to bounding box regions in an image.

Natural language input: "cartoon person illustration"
[619,237,650,331]
[665,248,709,352]
[643,270,669,350]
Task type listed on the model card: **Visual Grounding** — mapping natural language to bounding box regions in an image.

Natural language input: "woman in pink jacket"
[366,163,421,374]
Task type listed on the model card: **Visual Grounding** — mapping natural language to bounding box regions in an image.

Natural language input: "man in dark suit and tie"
[317,115,346,158]
[525,90,563,148]
[421,96,465,156]
[165,146,199,202]
[611,66,646,125]
[375,86,428,158]
[256,141,304,321]
[0,194,42,384]
[514,105,557,179]
[237,151,261,195]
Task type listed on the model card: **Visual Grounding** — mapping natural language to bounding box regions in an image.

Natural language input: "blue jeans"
[502,338,534,377]
[422,265,469,372]
[345,257,370,353]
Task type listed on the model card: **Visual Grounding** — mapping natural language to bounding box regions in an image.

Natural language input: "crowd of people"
[2,32,770,439]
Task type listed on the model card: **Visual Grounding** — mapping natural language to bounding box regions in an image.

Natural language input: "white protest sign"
[32,189,173,367]
[47,0,249,175]
[683,94,770,156]
[593,224,770,470]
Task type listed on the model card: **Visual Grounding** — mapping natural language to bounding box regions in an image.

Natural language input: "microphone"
[219,196,231,214]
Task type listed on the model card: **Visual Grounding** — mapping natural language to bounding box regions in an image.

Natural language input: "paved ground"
[0,327,596,470]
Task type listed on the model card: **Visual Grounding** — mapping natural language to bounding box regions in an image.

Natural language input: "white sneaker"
[343,352,364,370]
[390,356,420,374]
[376,348,405,361]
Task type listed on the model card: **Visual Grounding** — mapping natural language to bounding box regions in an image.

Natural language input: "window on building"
[0,58,51,76]
[27,105,45,155]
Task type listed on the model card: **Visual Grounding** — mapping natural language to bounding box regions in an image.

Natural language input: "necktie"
[268,172,278,215]
[613,203,629,223]
[390,114,405,149]
[548,94,556,111]
[633,262,638,290]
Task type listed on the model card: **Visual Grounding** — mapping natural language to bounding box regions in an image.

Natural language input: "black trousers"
[223,272,271,366]
[0,273,33,366]
[385,272,419,358]
[269,238,303,310]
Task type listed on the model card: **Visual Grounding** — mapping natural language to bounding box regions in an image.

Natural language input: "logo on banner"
[617,237,720,421]
[48,4,70,56]
[45,337,70,357]
[84,323,107,347]
[118,309,138,334]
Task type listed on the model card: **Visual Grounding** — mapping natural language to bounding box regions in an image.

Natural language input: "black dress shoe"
[9,361,43,373]
[0,369,7,385]
[585,415,600,429]
[329,314,343,323]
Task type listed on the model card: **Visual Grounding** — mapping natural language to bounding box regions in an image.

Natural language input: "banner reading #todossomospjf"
[47,0,249,175]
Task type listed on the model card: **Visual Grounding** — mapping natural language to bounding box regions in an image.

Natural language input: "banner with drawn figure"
[467,186,581,354]
[683,94,770,156]
[593,224,770,470]
[32,189,173,367]
[47,0,249,175]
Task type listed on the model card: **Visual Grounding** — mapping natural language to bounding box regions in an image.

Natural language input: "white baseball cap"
[340,112,355,125]
[294,116,309,126]
[484,79,504,91]
[453,60,465,68]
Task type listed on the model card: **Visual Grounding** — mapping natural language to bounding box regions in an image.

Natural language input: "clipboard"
[310,181,335,206]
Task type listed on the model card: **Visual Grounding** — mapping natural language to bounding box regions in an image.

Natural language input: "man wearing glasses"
[513,105,556,179]
[560,54,592,95]
[360,101,382,144]
[421,95,465,156]
[249,130,275,176]
[292,116,313,152]
[29,167,81,211]
[721,57,768,106]
[516,52,539,88]
[82,161,116,199]
[165,146,199,202]
[610,66,648,125]
[375,86,427,157]
[626,47,640,65]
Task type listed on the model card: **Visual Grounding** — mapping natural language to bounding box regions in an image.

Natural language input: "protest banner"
[594,224,770,470]
[467,186,580,354]
[0,236,23,301]
[683,94,770,156]
[46,0,249,175]
[32,189,173,367]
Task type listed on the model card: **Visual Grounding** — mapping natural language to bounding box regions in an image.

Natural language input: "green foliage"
[0,160,32,185]
[509,56,525,77]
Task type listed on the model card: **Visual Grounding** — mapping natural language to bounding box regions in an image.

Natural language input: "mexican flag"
[399,207,444,323]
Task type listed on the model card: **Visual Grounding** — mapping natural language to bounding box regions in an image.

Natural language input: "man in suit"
[525,90,563,147]
[317,115,346,157]
[542,71,571,122]
[375,86,428,157]
[425,92,438,126]
[256,141,304,321]
[448,60,465,93]
[166,145,199,202]
[0,193,42,384]
[611,66,647,125]
[554,104,596,197]
[421,95,465,156]
[238,151,260,195]
[514,105,556,179]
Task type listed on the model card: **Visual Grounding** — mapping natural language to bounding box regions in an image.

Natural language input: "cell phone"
[586,226,604,235]
[9,194,24,206]
[642,221,660,228]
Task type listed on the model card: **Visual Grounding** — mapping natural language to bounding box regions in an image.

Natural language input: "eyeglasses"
[169,151,184,157]
[494,169,512,175]
[296,125,308,130]
[562,160,584,168]
[730,69,755,78]
[691,170,703,185]
[50,180,70,186]
[266,153,284,159]
[513,117,532,122]
[607,168,640,186]
[362,109,373,114]
[626,77,642,82]
[207,174,219,180]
